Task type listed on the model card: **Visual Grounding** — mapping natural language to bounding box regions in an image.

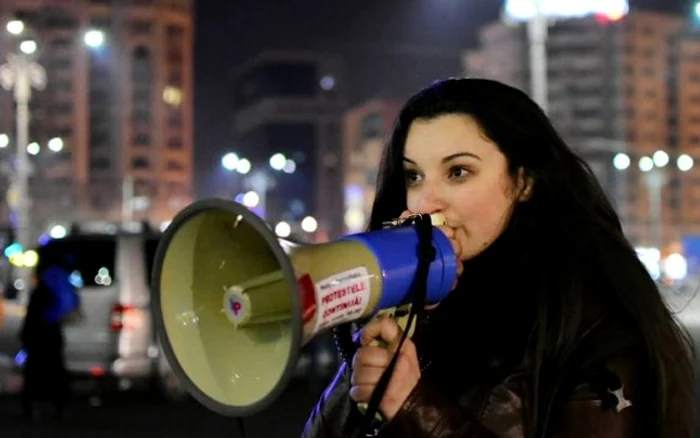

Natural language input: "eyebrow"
[403,152,481,165]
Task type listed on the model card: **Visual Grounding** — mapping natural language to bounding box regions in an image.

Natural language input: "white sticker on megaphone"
[313,266,371,333]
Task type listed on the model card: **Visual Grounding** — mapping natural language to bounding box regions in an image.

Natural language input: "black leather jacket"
[301,318,643,438]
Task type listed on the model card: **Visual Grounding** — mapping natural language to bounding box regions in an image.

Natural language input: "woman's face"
[403,114,529,260]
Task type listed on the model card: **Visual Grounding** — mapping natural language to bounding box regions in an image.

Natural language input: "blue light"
[345,184,364,203]
[4,243,23,258]
[69,270,84,288]
[37,233,51,247]
[14,349,27,367]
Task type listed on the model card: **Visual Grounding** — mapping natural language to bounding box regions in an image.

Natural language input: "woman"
[302,78,693,437]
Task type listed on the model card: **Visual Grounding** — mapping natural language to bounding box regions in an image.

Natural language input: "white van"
[33,224,187,399]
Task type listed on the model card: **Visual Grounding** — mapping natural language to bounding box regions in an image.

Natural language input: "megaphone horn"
[151,199,457,417]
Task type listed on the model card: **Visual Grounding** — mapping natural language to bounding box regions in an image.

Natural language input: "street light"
[0,48,47,289]
[19,40,37,55]
[275,221,291,238]
[6,20,24,36]
[614,150,694,251]
[83,30,105,49]
[1,20,103,301]
[26,142,40,156]
[221,152,239,171]
[47,137,64,152]
[301,216,318,233]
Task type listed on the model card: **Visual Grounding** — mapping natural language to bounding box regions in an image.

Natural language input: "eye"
[404,169,423,187]
[448,166,470,180]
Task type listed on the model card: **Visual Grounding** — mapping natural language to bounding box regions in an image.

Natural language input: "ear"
[516,168,534,202]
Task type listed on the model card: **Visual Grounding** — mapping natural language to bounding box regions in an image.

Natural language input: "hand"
[349,316,421,421]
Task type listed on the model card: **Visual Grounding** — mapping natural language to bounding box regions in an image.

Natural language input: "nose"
[413,183,447,215]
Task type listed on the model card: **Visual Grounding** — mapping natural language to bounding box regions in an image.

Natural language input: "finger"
[350,366,386,386]
[360,317,403,350]
[352,346,391,369]
[399,210,414,219]
[349,384,374,403]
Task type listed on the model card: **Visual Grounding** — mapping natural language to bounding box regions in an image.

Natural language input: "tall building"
[464,11,700,249]
[0,0,194,237]
[342,99,401,234]
[231,50,345,239]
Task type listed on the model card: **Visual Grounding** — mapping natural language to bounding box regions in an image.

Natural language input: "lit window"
[163,86,183,106]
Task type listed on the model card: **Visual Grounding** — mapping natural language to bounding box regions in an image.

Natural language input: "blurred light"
[696,2,700,19]
[22,250,38,268]
[301,216,318,233]
[275,221,291,238]
[344,208,366,233]
[159,220,171,232]
[504,0,629,20]
[95,267,112,286]
[652,150,669,168]
[49,224,67,239]
[0,134,8,148]
[84,29,105,48]
[290,199,305,215]
[612,153,630,170]
[638,156,654,172]
[19,40,37,55]
[90,366,106,378]
[636,246,661,280]
[4,242,23,258]
[663,253,687,281]
[27,142,39,155]
[162,86,183,106]
[242,191,260,208]
[235,158,251,174]
[48,137,63,152]
[221,152,239,171]
[320,75,335,90]
[269,153,286,171]
[14,279,25,291]
[283,159,296,174]
[14,349,27,367]
[37,233,51,247]
[69,271,84,288]
[6,20,24,35]
[678,154,694,172]
[234,192,245,203]
[9,253,24,267]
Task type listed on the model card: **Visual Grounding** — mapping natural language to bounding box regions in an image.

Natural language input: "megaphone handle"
[356,305,416,422]
[354,213,435,437]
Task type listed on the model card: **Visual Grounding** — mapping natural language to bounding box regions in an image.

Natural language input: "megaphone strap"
[355,214,436,437]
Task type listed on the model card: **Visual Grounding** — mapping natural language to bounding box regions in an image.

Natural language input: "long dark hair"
[369,78,693,437]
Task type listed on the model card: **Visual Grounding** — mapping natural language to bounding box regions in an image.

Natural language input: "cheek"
[453,185,515,253]
[406,191,419,212]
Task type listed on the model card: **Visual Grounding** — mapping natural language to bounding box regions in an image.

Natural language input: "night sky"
[193,0,690,196]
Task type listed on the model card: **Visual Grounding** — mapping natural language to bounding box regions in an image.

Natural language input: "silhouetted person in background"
[19,252,80,421]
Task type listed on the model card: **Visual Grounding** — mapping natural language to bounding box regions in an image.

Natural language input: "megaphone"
[151,198,458,418]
